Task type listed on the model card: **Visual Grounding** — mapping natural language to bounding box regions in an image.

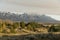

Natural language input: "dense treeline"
[0,20,60,33]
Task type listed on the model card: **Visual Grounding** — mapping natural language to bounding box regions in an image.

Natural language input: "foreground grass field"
[0,32,60,40]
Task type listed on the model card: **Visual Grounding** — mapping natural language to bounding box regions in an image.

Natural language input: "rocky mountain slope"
[0,12,58,23]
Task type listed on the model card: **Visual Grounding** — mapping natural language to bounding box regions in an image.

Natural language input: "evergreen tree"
[20,21,25,28]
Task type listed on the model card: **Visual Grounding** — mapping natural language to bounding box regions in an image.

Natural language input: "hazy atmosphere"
[0,0,60,20]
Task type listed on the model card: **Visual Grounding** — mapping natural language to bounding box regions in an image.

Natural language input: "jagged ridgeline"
[0,12,58,23]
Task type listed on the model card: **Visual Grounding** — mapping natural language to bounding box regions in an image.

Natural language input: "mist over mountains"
[0,12,58,23]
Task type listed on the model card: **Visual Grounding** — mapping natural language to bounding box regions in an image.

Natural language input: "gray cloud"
[0,0,60,15]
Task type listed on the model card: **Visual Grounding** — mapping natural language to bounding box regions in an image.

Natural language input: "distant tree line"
[0,20,60,33]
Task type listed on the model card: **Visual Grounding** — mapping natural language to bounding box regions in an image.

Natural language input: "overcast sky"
[0,0,60,20]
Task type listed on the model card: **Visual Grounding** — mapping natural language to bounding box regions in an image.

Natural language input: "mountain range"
[0,12,59,23]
